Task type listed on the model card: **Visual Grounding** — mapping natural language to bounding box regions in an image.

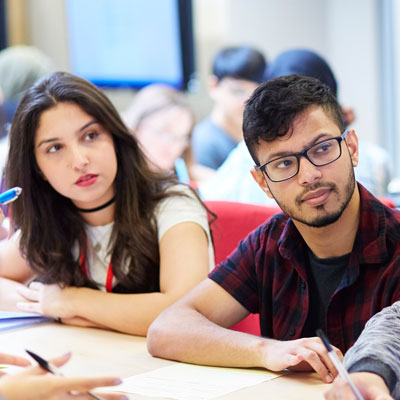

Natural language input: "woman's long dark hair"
[6,71,184,293]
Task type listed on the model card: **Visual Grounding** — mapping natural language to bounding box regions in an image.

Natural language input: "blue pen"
[174,157,190,184]
[0,187,22,205]
[317,329,365,400]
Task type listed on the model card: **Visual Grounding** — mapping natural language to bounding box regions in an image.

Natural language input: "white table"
[0,323,327,399]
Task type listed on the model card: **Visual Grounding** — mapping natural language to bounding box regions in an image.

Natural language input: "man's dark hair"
[212,46,266,84]
[243,74,345,164]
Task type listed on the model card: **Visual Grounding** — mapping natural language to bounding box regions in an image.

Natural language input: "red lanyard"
[79,235,114,293]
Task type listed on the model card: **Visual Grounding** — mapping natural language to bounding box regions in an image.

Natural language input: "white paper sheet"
[107,363,283,399]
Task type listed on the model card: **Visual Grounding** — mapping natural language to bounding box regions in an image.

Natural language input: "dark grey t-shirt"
[301,250,350,337]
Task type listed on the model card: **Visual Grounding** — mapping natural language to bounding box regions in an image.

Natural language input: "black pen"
[26,349,105,400]
[316,329,365,400]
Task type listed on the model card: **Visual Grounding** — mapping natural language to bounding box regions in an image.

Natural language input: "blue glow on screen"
[66,0,183,88]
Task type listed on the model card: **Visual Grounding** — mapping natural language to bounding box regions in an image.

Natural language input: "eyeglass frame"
[254,130,349,183]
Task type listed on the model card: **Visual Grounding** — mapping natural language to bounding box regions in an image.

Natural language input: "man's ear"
[251,168,274,198]
[345,129,359,167]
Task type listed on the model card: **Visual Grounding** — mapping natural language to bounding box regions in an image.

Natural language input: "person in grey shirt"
[325,301,400,399]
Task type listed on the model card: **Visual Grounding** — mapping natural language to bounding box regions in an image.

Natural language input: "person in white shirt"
[0,72,213,336]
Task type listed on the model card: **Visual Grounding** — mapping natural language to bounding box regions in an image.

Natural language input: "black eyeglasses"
[255,130,348,182]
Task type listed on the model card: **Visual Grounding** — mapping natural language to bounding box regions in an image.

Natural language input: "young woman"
[0,72,213,336]
[122,84,215,184]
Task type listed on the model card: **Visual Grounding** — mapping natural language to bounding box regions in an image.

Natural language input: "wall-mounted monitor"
[65,0,195,90]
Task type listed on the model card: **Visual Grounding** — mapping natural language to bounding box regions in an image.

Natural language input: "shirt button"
[289,328,295,336]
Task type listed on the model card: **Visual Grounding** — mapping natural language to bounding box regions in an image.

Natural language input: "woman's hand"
[0,352,127,400]
[16,282,75,319]
[16,284,108,328]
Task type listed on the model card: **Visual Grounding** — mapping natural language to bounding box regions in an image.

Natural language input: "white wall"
[326,0,380,145]
[214,0,380,145]
[24,0,382,150]
[26,0,69,70]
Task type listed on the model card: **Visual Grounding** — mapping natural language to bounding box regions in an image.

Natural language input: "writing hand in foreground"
[0,352,127,400]
[0,353,30,377]
[262,337,343,383]
[324,372,393,400]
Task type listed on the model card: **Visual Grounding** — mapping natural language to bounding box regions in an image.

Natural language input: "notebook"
[0,311,53,331]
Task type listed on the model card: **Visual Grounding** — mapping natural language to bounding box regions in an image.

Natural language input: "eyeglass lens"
[265,138,341,181]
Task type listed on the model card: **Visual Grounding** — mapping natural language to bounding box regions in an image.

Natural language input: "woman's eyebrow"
[37,120,99,148]
[78,120,98,132]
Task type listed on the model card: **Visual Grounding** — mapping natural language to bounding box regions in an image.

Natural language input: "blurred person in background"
[0,45,54,173]
[122,84,213,185]
[192,46,266,169]
[0,46,54,239]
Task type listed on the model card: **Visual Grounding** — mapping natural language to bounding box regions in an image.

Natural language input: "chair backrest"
[378,197,396,208]
[205,201,281,336]
[206,200,281,264]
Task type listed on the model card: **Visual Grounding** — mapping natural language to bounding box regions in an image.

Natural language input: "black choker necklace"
[76,197,116,213]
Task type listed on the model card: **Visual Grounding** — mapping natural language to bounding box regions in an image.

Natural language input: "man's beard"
[270,167,356,228]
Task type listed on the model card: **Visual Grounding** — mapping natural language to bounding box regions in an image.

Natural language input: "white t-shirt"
[76,185,214,291]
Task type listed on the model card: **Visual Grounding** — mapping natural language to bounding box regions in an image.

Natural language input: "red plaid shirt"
[209,184,400,353]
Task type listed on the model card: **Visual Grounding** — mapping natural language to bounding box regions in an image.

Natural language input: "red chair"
[379,197,396,208]
[205,201,281,336]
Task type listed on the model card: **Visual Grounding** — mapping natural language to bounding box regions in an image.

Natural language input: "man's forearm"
[147,305,268,368]
[148,301,341,384]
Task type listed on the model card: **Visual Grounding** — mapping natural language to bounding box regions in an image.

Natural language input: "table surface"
[0,323,327,399]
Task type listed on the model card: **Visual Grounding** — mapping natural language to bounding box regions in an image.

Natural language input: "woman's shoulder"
[156,184,202,212]
[154,183,209,242]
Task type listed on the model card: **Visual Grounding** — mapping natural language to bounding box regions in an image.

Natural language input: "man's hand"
[324,372,393,400]
[262,337,343,383]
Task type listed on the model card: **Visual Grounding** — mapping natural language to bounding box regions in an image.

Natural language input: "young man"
[147,75,400,384]
[192,46,266,169]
